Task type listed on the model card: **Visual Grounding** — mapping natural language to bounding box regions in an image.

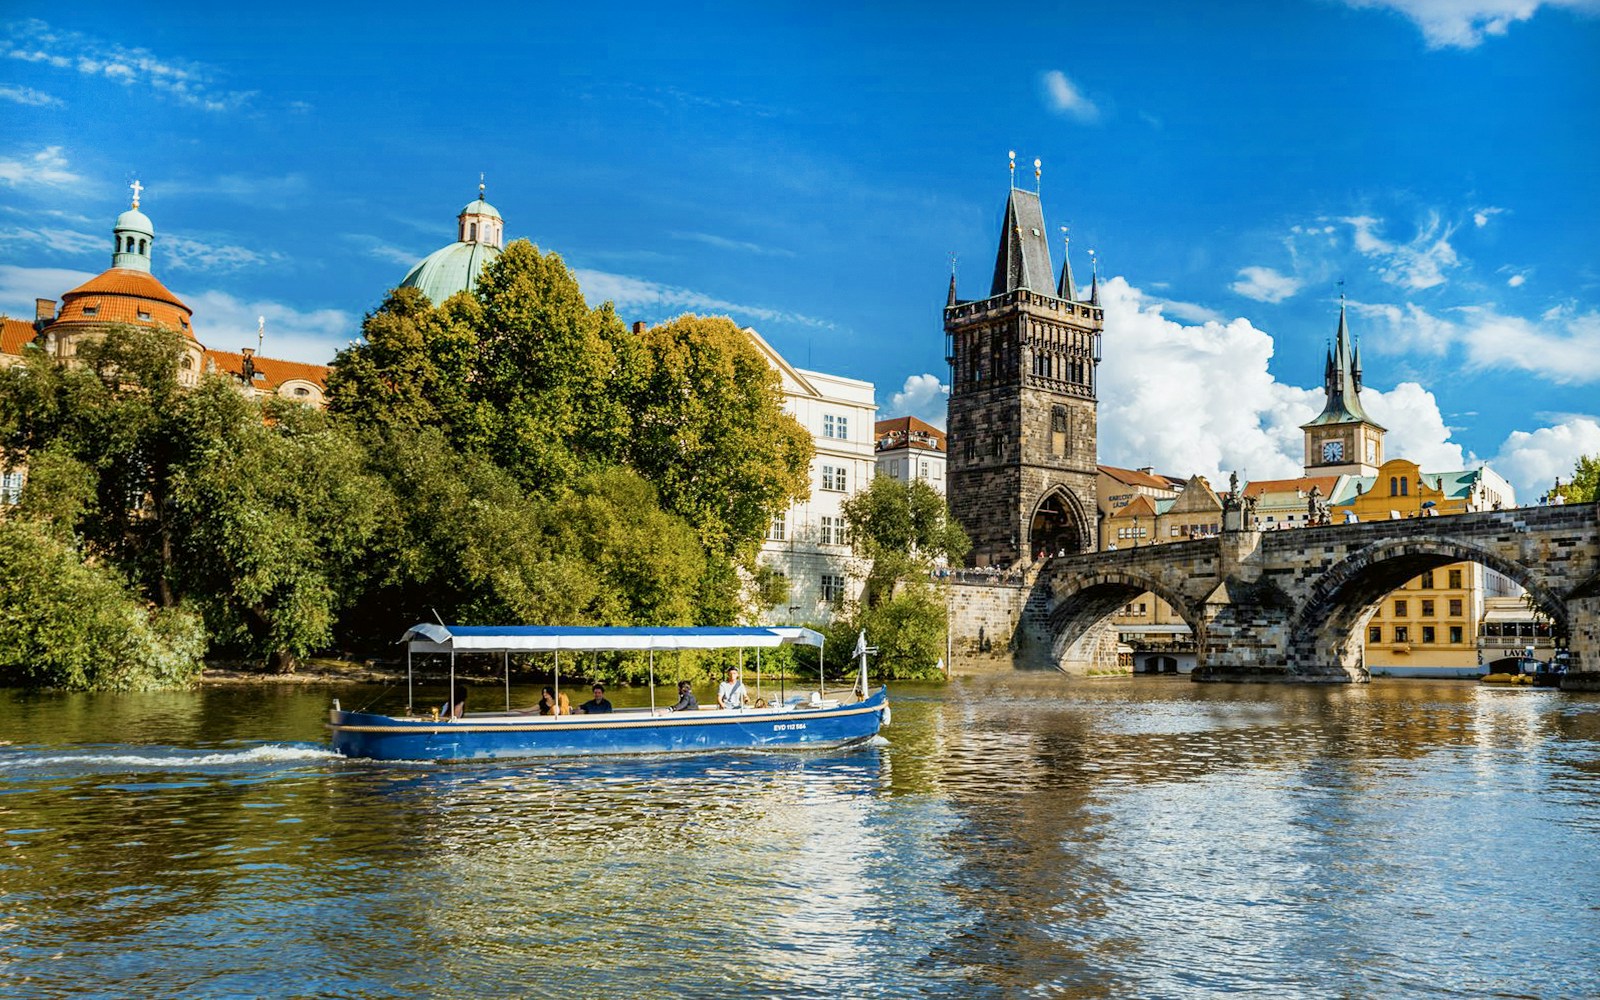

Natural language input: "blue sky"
[2,0,1597,502]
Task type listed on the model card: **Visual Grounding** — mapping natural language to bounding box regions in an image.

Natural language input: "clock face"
[1322,440,1344,462]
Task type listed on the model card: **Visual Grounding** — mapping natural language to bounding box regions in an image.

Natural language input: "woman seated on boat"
[717,667,747,711]
[666,680,698,712]
[537,686,571,716]
[441,686,466,720]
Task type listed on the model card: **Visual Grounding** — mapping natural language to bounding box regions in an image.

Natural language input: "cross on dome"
[130,179,143,209]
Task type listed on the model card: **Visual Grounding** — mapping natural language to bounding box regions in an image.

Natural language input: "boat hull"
[329,688,889,761]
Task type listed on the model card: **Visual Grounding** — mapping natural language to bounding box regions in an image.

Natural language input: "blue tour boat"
[328,624,889,761]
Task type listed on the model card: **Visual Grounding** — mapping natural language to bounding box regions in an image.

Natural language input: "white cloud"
[574,268,834,330]
[1362,382,1466,470]
[0,264,95,320]
[1507,273,1527,287]
[1342,213,1460,290]
[1041,70,1100,122]
[0,146,81,188]
[2,19,255,112]
[1490,416,1600,502]
[1455,304,1600,384]
[1342,0,1598,49]
[1096,276,1473,489]
[1473,206,1505,227]
[1348,300,1456,354]
[886,374,948,428]
[177,289,353,365]
[0,224,102,257]
[0,84,61,106]
[1231,265,1304,303]
[163,234,287,272]
[670,231,795,258]
[1097,276,1316,485]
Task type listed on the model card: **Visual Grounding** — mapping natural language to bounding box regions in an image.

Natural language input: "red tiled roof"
[875,415,946,453]
[2,317,35,356]
[203,349,330,391]
[50,267,195,338]
[60,268,190,311]
[1099,464,1173,490]
[1243,476,1340,499]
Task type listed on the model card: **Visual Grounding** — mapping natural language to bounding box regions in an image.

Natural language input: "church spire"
[1307,296,1380,428]
[1056,227,1076,300]
[1087,249,1100,306]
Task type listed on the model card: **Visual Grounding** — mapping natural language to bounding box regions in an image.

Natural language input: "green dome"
[115,208,153,236]
[459,198,501,220]
[399,240,500,304]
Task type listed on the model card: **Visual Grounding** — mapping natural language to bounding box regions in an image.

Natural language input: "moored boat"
[329,624,889,761]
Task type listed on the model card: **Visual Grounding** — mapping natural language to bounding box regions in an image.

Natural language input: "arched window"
[1401,477,1409,496]
[138,239,147,254]
[1390,477,1398,496]
[469,222,478,241]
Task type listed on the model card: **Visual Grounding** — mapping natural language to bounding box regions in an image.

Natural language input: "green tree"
[0,519,205,690]
[1555,454,1599,503]
[165,383,388,671]
[832,476,969,680]
[625,315,812,561]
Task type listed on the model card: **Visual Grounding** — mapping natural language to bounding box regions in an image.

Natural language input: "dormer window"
[137,310,152,321]
[83,305,99,317]
[293,387,309,397]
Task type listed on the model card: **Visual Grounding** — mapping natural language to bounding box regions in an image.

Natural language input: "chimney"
[1138,466,1155,476]
[632,320,647,334]
[34,298,56,329]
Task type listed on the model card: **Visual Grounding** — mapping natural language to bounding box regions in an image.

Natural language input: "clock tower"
[1301,299,1383,478]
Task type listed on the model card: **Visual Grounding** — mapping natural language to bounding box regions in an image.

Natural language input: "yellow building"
[1335,457,1518,678]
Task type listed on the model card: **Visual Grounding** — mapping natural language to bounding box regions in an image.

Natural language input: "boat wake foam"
[6,744,343,771]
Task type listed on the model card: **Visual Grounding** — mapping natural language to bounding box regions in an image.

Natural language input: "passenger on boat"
[442,686,466,720]
[667,680,698,712]
[717,667,747,710]
[577,684,613,714]
[538,687,571,716]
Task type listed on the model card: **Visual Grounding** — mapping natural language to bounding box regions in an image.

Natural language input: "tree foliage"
[830,477,968,680]
[0,519,205,690]
[1555,454,1599,504]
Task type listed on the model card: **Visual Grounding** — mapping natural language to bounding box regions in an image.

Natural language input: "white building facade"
[746,328,876,624]
[874,415,947,494]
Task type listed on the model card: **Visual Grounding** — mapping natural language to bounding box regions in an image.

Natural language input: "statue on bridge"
[1306,485,1332,526]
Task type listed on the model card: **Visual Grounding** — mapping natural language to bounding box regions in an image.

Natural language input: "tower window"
[138,239,147,253]
[469,222,478,241]
[137,310,152,321]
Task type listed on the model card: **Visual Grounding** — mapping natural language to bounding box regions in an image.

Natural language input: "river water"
[2,675,1598,999]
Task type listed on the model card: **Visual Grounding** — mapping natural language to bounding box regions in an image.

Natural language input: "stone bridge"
[1000,502,1600,685]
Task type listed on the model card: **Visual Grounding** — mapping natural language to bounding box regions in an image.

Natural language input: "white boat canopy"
[401,623,825,654]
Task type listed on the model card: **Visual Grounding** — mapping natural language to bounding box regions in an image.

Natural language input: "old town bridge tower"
[945,173,1104,567]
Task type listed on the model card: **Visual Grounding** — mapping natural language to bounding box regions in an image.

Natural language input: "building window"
[0,471,22,505]
[293,387,309,397]
[1449,625,1463,643]
[823,414,849,440]
[137,310,152,321]
[819,574,845,603]
[1369,626,1382,643]
[963,438,975,462]
[1422,626,1436,644]
[919,461,929,478]
[820,465,847,492]
[1448,569,1462,589]
[1394,599,1407,617]
[1448,598,1463,616]
[768,513,785,541]
[1170,526,1180,537]
[1421,571,1435,588]
[819,515,850,547]
[1421,599,1434,617]
[1394,626,1410,642]
[83,306,99,317]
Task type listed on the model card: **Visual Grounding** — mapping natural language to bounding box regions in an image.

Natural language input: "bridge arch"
[1285,537,1569,678]
[1046,570,1202,672]
[1028,485,1093,560]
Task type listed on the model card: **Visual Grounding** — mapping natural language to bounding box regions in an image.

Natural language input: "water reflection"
[1,678,1599,998]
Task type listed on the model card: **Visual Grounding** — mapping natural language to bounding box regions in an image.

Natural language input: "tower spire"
[1057,227,1076,300]
[947,251,959,307]
[1087,249,1100,306]
[1008,150,1016,190]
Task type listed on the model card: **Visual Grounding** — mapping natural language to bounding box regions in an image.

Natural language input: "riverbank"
[200,658,407,685]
